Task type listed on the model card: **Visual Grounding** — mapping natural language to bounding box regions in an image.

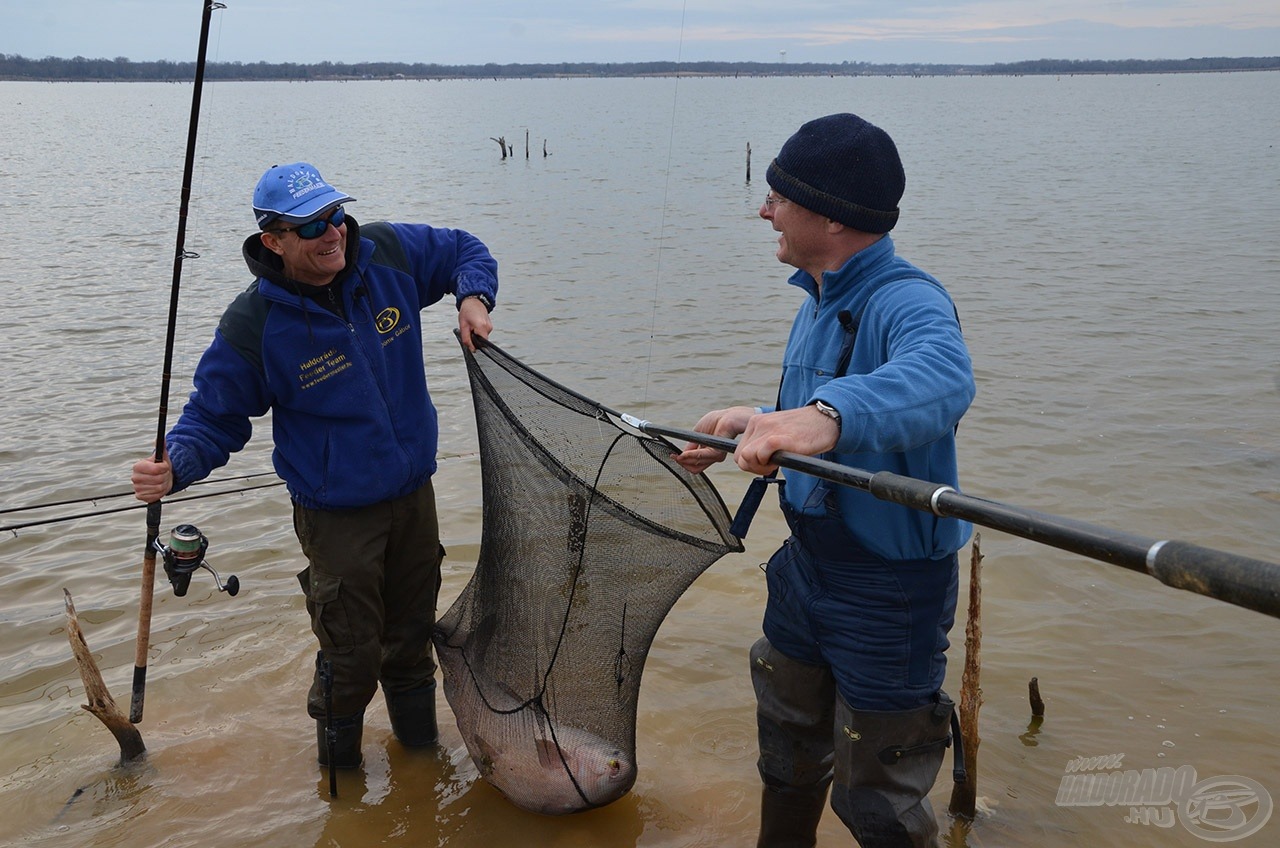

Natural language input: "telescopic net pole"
[629,418,1280,620]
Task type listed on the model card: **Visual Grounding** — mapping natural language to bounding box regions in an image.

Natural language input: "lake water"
[1,71,1278,847]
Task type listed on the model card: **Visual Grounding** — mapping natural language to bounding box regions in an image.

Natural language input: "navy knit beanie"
[766,113,905,233]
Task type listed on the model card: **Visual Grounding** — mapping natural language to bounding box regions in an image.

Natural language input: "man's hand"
[131,452,173,504]
[734,405,839,475]
[457,296,493,351]
[673,406,758,474]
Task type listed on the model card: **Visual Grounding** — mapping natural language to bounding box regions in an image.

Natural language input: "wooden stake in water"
[948,534,984,819]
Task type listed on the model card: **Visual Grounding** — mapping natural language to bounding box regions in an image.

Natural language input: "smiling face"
[259,206,348,286]
[760,190,832,277]
[760,189,882,286]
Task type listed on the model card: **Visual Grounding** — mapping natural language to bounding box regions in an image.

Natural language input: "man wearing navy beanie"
[678,114,975,847]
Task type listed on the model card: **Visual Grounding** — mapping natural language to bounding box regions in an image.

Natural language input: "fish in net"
[432,335,743,815]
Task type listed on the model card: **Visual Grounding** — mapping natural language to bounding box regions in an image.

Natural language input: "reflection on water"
[2,71,1279,847]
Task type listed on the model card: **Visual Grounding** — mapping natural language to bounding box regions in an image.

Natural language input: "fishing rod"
[1,482,283,535]
[131,0,225,725]
[4,448,479,533]
[621,416,1280,621]
[0,472,280,518]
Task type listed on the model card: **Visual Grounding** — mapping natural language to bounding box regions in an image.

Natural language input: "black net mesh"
[433,337,743,815]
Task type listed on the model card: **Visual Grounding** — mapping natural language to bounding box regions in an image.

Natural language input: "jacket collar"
[787,234,896,303]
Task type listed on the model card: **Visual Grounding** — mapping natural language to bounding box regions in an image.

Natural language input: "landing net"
[432,336,742,815]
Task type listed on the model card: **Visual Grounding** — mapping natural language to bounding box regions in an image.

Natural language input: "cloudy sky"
[6,1,1278,65]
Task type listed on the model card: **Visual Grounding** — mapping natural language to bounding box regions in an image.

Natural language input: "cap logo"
[286,168,327,202]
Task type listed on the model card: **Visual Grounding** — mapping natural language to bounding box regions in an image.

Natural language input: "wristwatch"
[812,400,842,431]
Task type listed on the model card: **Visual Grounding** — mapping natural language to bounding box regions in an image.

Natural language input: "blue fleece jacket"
[778,235,975,560]
[165,217,498,510]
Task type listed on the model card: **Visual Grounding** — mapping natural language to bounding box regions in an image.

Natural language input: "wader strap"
[951,703,967,783]
[730,474,780,538]
[729,372,788,539]
[729,292,887,539]
[873,692,967,785]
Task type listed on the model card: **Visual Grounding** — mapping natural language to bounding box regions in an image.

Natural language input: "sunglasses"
[272,206,346,239]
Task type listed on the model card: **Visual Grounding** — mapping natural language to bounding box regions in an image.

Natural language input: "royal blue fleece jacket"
[777,235,975,561]
[164,217,498,510]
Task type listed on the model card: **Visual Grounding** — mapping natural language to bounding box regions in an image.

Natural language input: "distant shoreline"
[2,55,1278,83]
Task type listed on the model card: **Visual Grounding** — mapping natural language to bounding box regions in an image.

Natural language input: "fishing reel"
[155,524,239,597]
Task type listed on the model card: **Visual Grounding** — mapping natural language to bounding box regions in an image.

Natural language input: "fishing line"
[639,0,689,415]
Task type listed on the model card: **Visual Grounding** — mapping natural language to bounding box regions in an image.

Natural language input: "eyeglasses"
[271,206,346,239]
[763,194,788,210]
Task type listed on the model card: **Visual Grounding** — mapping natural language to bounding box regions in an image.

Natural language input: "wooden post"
[525,129,530,160]
[65,589,146,763]
[746,142,752,182]
[543,139,549,158]
[1020,677,1046,745]
[948,534,983,819]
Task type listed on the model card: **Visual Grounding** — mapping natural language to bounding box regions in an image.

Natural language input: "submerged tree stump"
[948,534,983,819]
[490,136,508,159]
[64,589,145,763]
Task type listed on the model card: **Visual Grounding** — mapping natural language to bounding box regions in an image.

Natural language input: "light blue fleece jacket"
[777,235,975,560]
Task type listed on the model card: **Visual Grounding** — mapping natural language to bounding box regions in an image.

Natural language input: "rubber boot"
[750,638,836,848]
[758,781,830,848]
[316,712,364,769]
[385,681,438,747]
[830,694,953,848]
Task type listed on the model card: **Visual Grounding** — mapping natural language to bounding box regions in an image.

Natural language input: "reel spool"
[157,524,239,597]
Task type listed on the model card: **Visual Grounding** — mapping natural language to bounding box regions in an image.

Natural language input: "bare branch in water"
[63,589,146,763]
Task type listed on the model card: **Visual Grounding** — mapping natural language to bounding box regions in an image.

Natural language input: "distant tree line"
[1,53,1277,82]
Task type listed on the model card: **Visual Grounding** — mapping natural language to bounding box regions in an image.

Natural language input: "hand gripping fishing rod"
[623,417,1280,621]
[130,0,226,725]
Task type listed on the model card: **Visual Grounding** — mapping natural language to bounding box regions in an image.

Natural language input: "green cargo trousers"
[292,481,444,720]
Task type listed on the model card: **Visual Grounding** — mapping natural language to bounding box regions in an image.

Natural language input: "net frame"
[433,335,742,814]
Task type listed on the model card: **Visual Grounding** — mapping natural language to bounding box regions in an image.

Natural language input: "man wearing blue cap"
[132,162,499,771]
[676,114,975,847]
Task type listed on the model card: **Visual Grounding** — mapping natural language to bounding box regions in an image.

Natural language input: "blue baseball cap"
[252,162,355,228]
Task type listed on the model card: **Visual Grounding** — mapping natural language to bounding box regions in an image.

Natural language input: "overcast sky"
[6,1,1278,66]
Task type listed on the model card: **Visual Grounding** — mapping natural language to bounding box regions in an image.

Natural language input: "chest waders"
[747,299,964,847]
[753,490,963,848]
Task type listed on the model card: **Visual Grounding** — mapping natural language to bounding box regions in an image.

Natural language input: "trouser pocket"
[297,565,354,654]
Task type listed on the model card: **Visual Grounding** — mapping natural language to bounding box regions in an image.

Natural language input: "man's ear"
[259,230,284,256]
[825,218,847,234]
